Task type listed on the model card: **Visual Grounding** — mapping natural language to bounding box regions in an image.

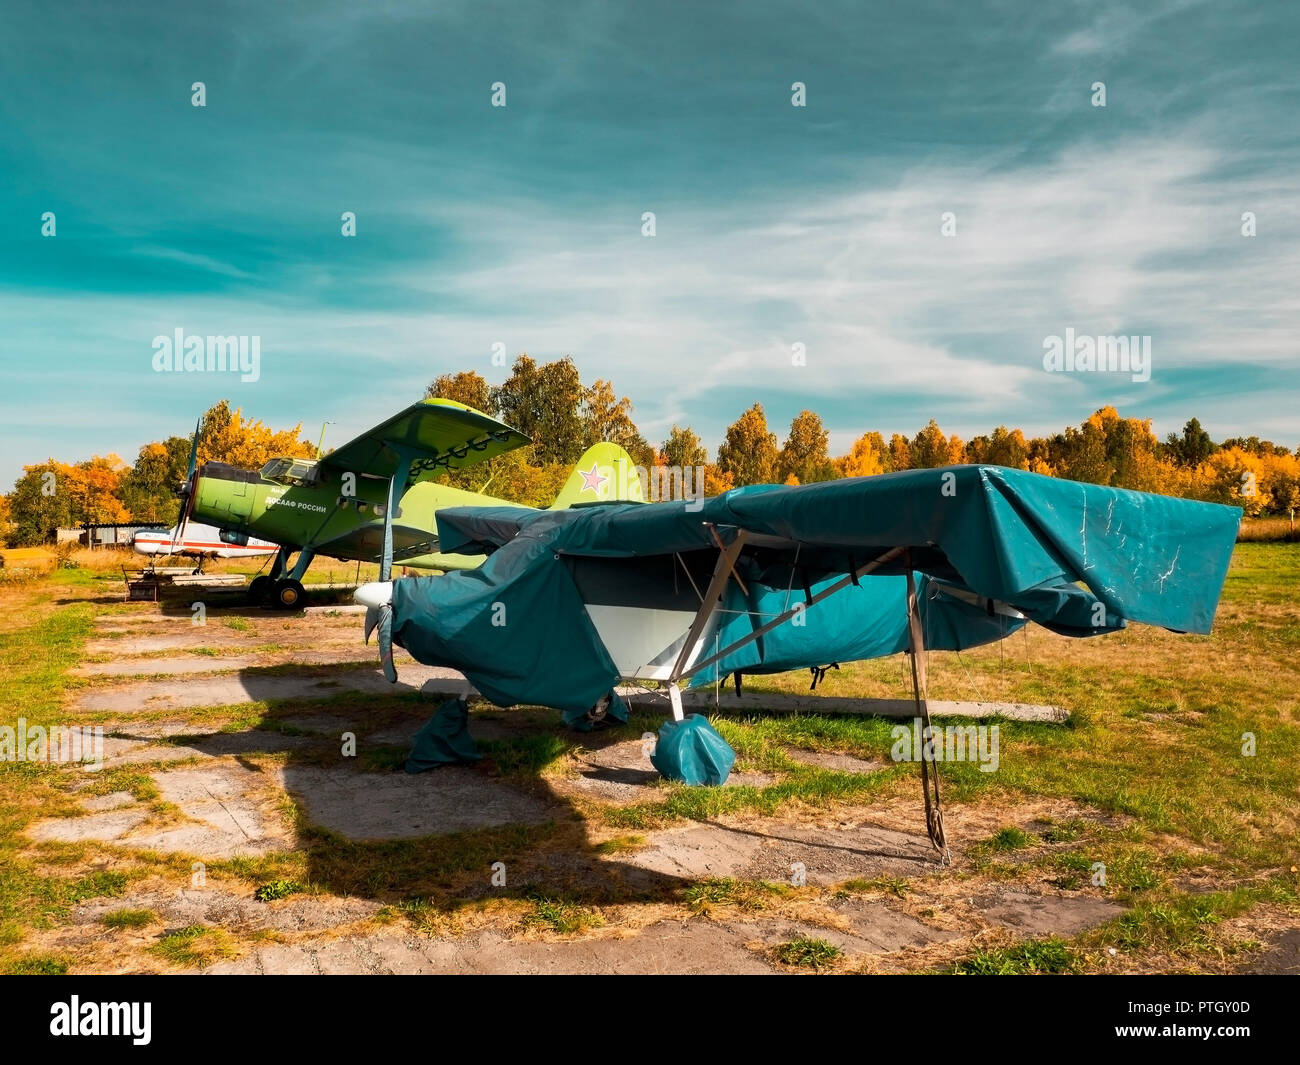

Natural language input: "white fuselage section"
[132,523,278,559]
[582,604,721,681]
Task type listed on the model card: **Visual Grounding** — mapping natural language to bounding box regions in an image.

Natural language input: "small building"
[80,522,159,548]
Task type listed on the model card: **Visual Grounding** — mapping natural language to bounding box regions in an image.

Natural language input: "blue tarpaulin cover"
[404,697,481,772]
[389,466,1241,715]
[651,715,736,785]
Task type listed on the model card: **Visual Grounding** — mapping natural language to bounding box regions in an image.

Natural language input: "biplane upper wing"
[381,465,1241,713]
[320,398,529,486]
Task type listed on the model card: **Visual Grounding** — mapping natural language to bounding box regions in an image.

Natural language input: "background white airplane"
[132,522,279,560]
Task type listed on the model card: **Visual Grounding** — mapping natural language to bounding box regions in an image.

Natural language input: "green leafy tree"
[969,426,1030,469]
[716,404,779,486]
[6,462,74,545]
[778,410,837,484]
[1165,417,1216,467]
[491,354,587,465]
[661,425,708,469]
[889,434,912,471]
[909,419,951,469]
[119,437,191,523]
[581,379,655,467]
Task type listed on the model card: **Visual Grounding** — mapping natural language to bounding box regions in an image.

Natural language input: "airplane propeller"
[169,419,202,556]
[362,474,399,683]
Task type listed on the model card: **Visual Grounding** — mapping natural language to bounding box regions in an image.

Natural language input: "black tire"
[272,578,305,610]
[582,692,618,731]
[248,575,271,603]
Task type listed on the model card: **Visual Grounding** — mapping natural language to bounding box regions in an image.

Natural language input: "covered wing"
[388,466,1240,712]
[321,399,528,486]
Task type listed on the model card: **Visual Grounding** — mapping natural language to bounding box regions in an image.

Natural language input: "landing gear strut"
[251,547,313,609]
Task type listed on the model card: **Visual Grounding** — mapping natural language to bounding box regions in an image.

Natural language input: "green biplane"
[178,398,643,607]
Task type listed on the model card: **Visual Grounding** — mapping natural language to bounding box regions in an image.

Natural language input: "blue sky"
[1,0,1297,487]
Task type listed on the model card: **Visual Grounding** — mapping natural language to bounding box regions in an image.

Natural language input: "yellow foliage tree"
[836,432,887,478]
[197,401,316,469]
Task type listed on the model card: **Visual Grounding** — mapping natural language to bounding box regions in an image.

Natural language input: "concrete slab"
[98,730,312,768]
[123,765,290,857]
[74,657,263,677]
[85,635,265,655]
[784,748,885,773]
[828,897,960,952]
[626,817,940,885]
[280,764,555,840]
[28,809,149,844]
[970,889,1124,935]
[74,888,381,934]
[1241,929,1300,975]
[627,689,1070,722]
[82,791,137,812]
[76,649,385,677]
[200,921,776,975]
[75,664,473,713]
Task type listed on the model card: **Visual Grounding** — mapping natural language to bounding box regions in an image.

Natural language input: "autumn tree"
[197,401,316,469]
[119,437,191,523]
[778,410,836,485]
[491,354,587,465]
[6,462,75,545]
[425,370,495,414]
[968,426,1029,469]
[889,434,912,471]
[909,420,951,469]
[4,457,129,545]
[1220,436,1290,457]
[716,404,780,486]
[660,425,708,470]
[581,379,655,468]
[836,431,889,478]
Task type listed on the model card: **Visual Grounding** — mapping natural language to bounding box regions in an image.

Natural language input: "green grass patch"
[102,908,156,929]
[594,835,646,855]
[2,954,69,975]
[989,826,1035,851]
[773,936,842,969]
[950,937,1077,974]
[149,925,236,968]
[253,879,303,902]
[684,877,786,915]
[521,888,603,934]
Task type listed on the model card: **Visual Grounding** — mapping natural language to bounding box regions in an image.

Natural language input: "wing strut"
[684,545,906,680]
[906,559,950,863]
[664,526,749,715]
[657,537,949,861]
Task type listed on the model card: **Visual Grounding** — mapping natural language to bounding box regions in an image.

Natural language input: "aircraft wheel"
[583,692,614,730]
[272,578,305,610]
[248,575,271,603]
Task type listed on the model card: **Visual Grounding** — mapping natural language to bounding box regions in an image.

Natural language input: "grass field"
[0,542,1296,974]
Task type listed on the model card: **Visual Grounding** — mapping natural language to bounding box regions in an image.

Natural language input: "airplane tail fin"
[550,442,645,509]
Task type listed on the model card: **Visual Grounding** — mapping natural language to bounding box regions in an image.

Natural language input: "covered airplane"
[173,398,644,607]
[355,464,1242,856]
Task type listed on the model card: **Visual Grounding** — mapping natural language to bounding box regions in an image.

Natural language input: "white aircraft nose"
[354,581,393,609]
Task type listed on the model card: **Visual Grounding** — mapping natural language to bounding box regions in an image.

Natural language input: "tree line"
[3,354,1295,546]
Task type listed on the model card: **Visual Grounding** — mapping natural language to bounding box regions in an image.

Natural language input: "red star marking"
[579,462,608,494]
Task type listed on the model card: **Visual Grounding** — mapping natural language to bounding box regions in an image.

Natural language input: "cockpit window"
[260,457,319,485]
